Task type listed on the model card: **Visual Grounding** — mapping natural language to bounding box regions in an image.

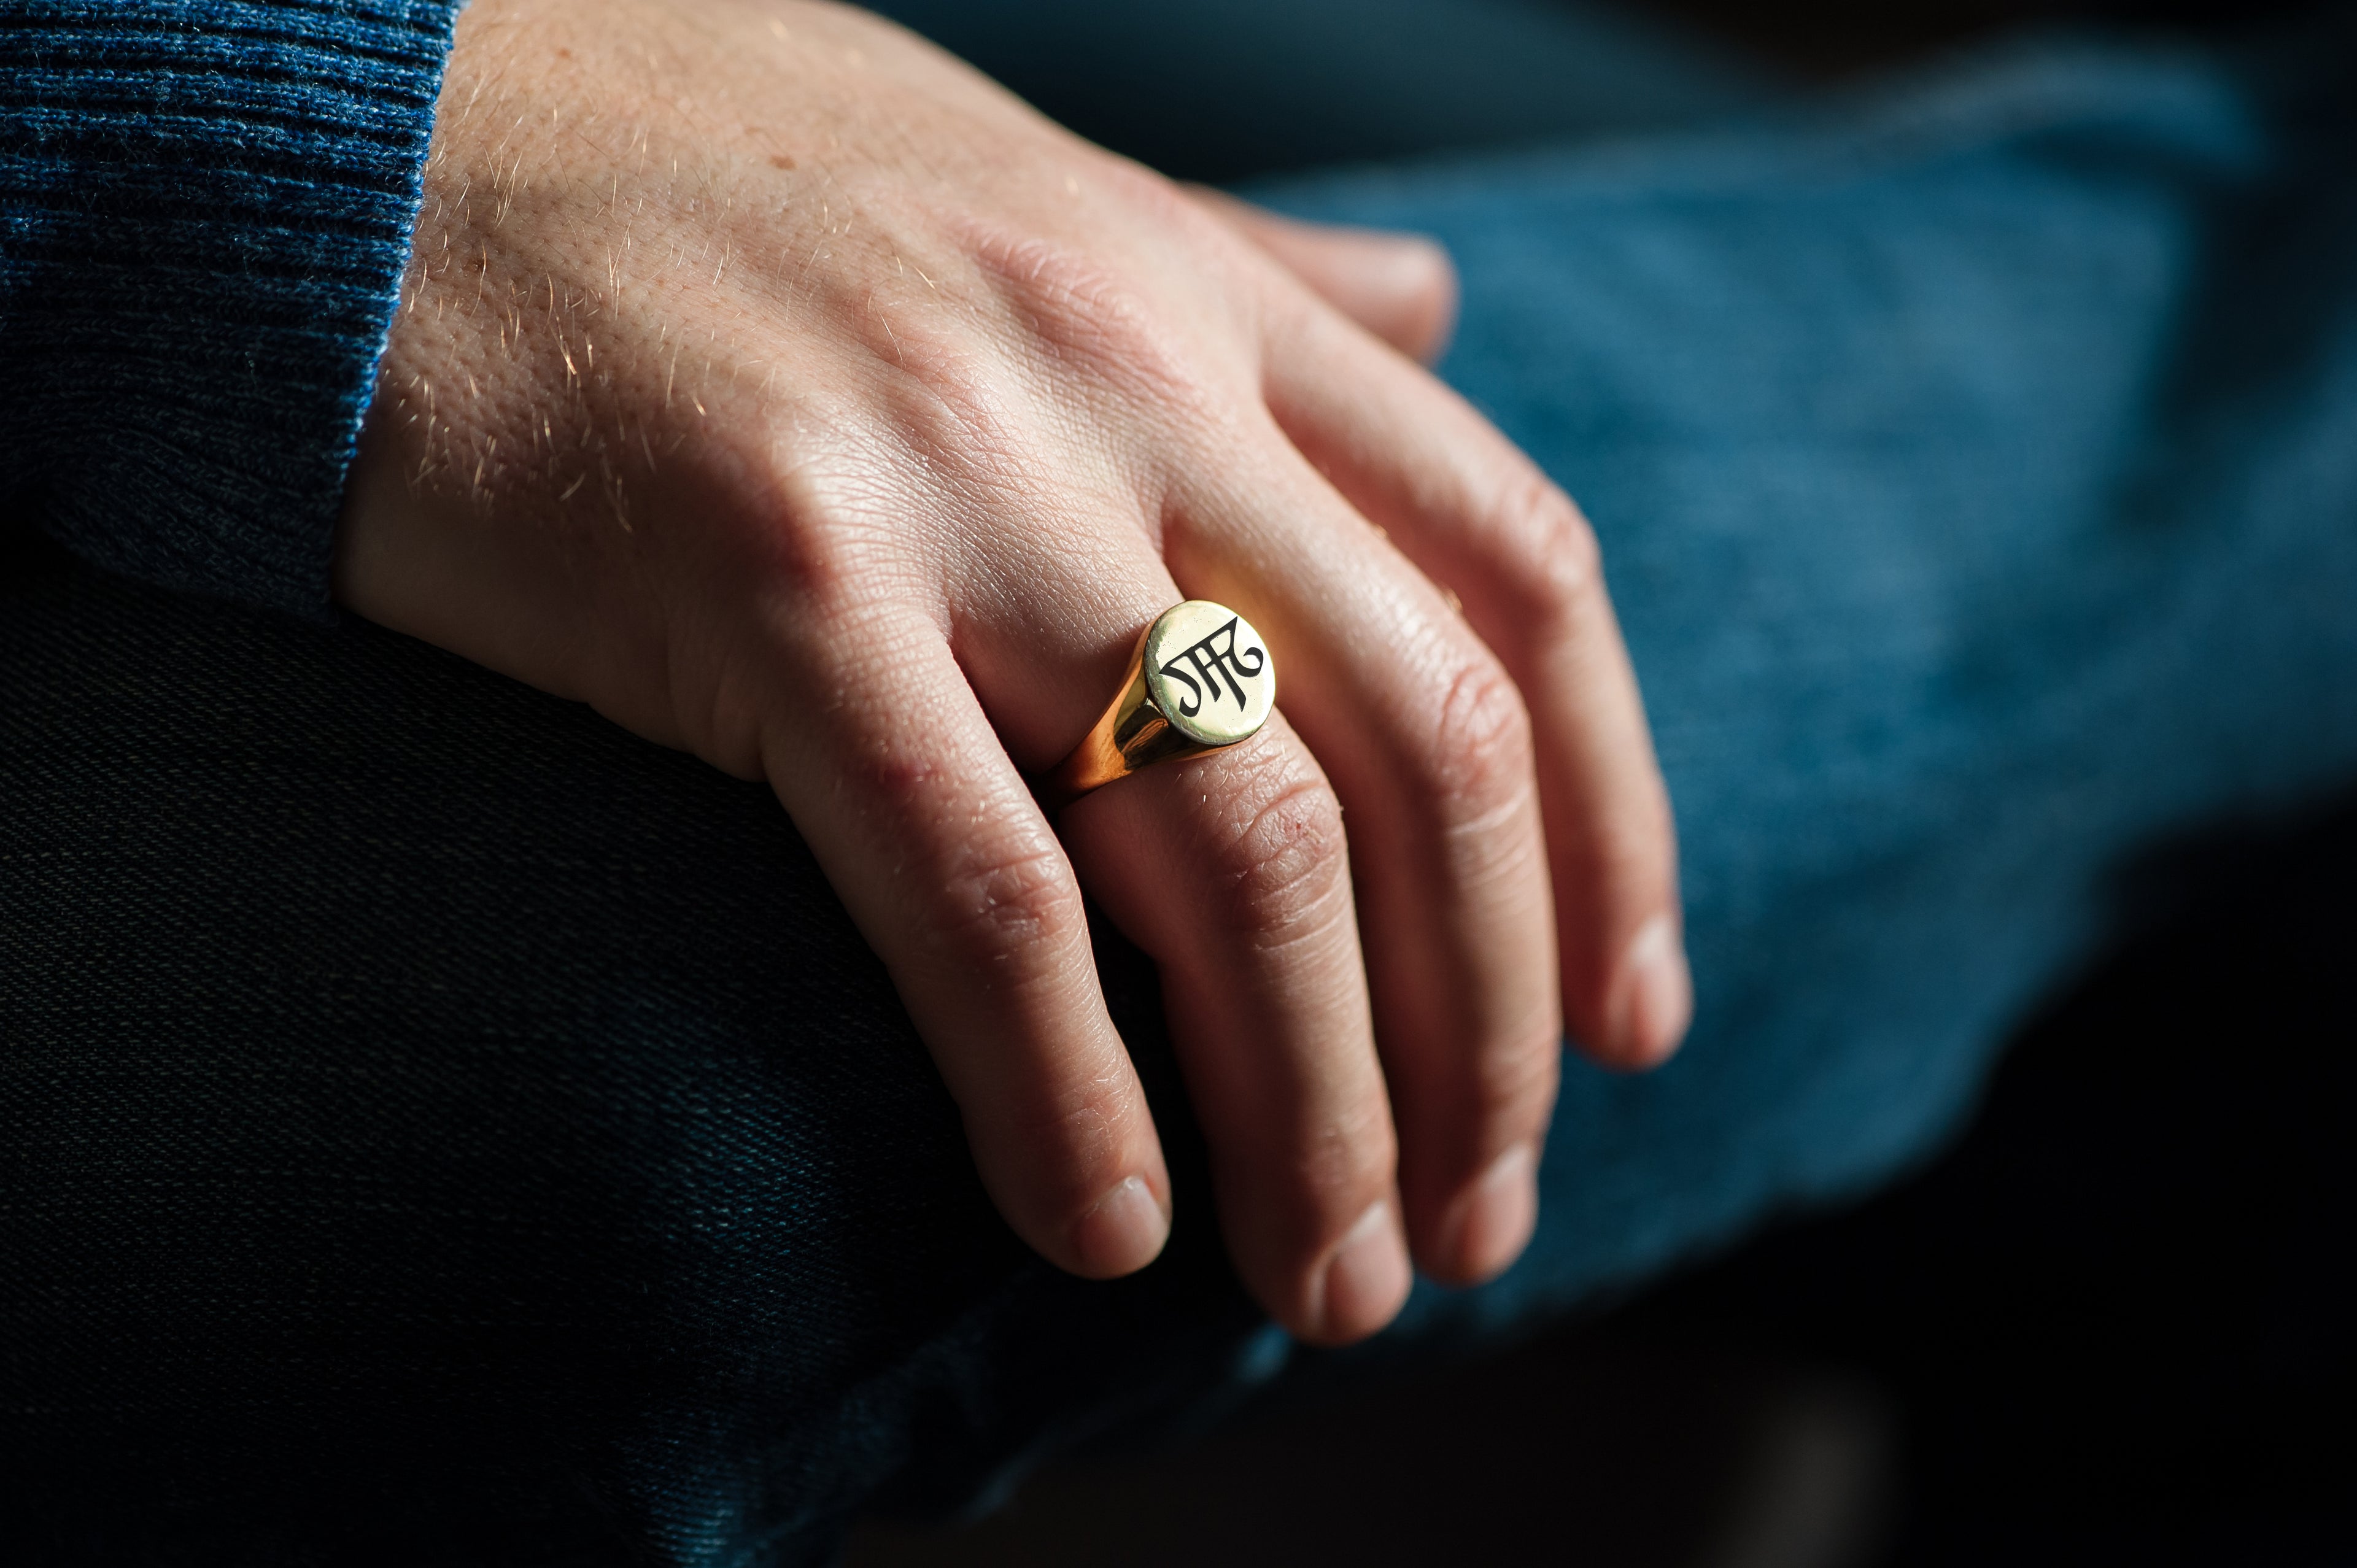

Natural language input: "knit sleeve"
[0,0,463,620]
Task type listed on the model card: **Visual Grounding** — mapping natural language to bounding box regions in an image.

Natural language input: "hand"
[335,0,1687,1346]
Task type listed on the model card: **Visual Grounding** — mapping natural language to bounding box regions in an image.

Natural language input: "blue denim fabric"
[6,7,2356,1566]
[1250,19,2357,1370]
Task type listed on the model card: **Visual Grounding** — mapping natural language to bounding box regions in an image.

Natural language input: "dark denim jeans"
[6,4,2355,1563]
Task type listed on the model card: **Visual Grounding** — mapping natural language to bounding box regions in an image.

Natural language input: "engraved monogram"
[1156,616,1266,719]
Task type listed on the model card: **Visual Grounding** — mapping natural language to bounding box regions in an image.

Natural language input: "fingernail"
[1614,914,1693,1068]
[1317,1200,1412,1343]
[1069,1175,1169,1279]
[1438,1143,1538,1283]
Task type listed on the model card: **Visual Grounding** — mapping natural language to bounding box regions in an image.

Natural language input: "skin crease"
[336,0,1691,1346]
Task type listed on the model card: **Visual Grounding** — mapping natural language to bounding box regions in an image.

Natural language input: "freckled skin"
[336,0,1686,1346]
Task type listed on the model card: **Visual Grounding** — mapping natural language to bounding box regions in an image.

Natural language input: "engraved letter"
[1159,617,1263,718]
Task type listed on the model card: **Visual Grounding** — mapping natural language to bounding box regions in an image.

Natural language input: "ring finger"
[954,520,1412,1345]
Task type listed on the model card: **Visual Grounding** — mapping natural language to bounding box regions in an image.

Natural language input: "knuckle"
[1468,1029,1562,1132]
[1206,755,1352,946]
[1234,1100,1397,1238]
[1492,471,1603,625]
[856,316,1043,504]
[1418,652,1537,832]
[738,431,918,614]
[1308,1102,1401,1209]
[755,513,871,611]
[1093,156,1199,233]
[923,825,1086,978]
[1565,783,1680,915]
[1010,1073,1145,1195]
[964,228,1221,415]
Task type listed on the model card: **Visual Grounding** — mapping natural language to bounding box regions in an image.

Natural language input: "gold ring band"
[1043,600,1275,809]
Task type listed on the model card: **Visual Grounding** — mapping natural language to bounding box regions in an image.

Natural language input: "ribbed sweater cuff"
[1,1,463,620]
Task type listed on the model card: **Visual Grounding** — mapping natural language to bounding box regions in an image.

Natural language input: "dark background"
[1641,0,2318,75]
[877,0,2336,187]
[852,789,2357,1567]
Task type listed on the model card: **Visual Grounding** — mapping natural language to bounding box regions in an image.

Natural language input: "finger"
[1190,187,1460,367]
[1261,300,1690,1073]
[1058,716,1412,1346]
[755,600,1172,1280]
[1161,447,1563,1289]
[948,520,1410,1343]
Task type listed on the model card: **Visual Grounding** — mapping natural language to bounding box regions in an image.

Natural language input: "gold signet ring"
[1043,600,1276,809]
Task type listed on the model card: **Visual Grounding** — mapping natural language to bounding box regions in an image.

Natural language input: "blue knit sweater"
[1,0,463,620]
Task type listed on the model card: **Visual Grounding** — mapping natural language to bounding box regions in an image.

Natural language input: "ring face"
[1142,600,1275,749]
[1042,598,1275,808]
